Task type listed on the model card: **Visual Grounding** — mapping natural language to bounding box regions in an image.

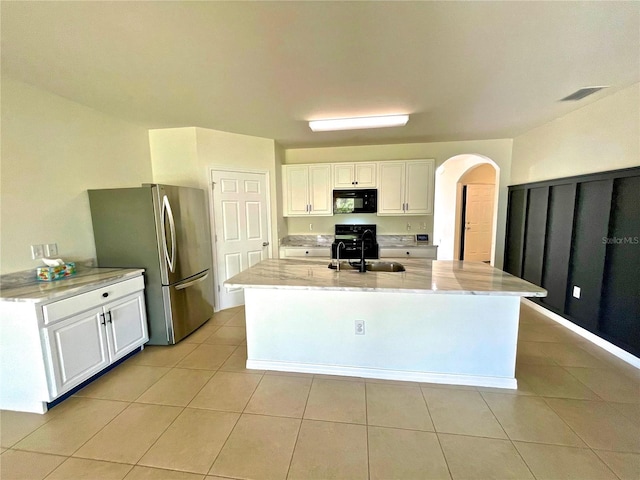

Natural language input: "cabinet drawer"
[43,276,144,325]
[379,248,437,259]
[282,247,330,258]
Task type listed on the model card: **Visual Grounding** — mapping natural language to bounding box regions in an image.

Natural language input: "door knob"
[262,242,270,247]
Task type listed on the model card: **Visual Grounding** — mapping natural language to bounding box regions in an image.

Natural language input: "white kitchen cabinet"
[43,307,109,397]
[282,164,332,216]
[280,246,331,259]
[377,159,435,215]
[333,162,377,189]
[42,288,147,397]
[0,271,147,413]
[379,246,438,259]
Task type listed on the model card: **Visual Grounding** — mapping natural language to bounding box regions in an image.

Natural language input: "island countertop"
[225,259,546,297]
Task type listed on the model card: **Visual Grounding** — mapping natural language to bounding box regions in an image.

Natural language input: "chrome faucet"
[359,229,375,273]
[336,241,345,271]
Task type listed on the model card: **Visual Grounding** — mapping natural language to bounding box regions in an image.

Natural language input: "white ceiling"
[2,1,638,148]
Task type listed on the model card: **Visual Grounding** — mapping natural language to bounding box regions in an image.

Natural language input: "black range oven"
[331,224,379,260]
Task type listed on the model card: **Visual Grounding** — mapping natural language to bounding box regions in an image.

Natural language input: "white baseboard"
[246,359,518,389]
[522,298,640,370]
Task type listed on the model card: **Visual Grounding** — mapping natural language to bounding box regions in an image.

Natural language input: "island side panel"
[244,288,521,388]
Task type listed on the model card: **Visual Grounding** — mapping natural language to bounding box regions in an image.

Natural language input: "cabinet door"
[377,162,405,214]
[308,164,332,215]
[104,291,148,362]
[283,165,310,216]
[333,164,355,189]
[354,163,377,188]
[43,308,109,397]
[405,160,433,214]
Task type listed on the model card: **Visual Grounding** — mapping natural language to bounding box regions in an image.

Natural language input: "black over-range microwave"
[333,189,377,214]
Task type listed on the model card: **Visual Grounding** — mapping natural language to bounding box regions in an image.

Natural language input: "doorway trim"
[433,155,500,264]
[208,166,273,311]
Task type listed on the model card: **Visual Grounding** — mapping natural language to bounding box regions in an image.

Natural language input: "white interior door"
[212,170,270,310]
[463,184,495,261]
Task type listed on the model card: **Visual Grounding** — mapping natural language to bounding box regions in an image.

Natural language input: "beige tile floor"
[1,303,639,480]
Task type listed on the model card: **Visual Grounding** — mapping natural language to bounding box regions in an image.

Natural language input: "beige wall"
[0,77,153,274]
[148,127,280,258]
[511,83,640,184]
[459,163,496,184]
[284,140,512,264]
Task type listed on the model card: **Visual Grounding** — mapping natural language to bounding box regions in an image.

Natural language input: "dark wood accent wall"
[504,167,640,357]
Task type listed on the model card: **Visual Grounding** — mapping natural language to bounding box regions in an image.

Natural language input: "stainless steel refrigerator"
[89,184,214,344]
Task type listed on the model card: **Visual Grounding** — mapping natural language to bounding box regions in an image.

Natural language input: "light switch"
[45,243,58,257]
[572,286,581,299]
[31,244,45,259]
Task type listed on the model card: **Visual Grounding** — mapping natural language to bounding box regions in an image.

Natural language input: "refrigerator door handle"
[161,194,177,273]
[175,271,209,290]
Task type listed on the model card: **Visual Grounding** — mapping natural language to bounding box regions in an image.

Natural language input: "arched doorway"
[433,154,500,264]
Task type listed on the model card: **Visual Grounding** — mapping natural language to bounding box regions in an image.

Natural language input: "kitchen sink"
[365,261,406,272]
[328,261,405,272]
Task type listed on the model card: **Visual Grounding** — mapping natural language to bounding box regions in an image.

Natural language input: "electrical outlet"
[31,244,45,259]
[406,223,412,231]
[572,286,581,299]
[355,320,365,335]
[45,243,58,257]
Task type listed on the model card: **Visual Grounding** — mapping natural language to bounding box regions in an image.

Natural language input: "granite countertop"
[225,259,547,297]
[0,267,145,303]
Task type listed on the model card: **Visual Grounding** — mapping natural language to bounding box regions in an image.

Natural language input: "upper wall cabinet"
[333,163,377,189]
[282,164,333,216]
[377,160,435,215]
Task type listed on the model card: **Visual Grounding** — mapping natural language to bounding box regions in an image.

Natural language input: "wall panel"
[505,167,640,356]
[540,184,576,312]
[600,176,640,352]
[522,187,548,286]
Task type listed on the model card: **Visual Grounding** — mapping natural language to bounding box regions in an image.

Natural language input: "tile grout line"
[475,391,537,479]
[283,373,314,479]
[364,380,370,480]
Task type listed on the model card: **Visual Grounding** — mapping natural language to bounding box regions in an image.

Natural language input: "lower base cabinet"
[42,289,147,397]
[0,274,148,413]
[280,247,331,259]
[379,246,437,259]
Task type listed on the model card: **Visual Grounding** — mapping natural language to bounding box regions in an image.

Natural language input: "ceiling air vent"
[560,86,608,102]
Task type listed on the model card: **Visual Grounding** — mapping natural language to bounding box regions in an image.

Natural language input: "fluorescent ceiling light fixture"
[309,114,409,132]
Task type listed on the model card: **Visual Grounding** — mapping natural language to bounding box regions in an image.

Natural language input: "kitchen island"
[225,259,546,389]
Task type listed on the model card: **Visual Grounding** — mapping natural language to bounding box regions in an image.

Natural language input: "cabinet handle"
[106,311,112,324]
[100,313,106,325]
[406,251,410,256]
[309,204,312,212]
[102,292,109,298]
[305,251,309,255]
